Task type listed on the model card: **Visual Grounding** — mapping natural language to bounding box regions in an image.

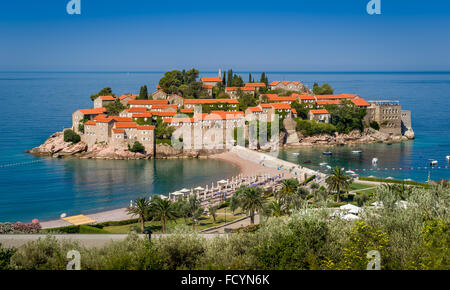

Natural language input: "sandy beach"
[40,150,297,229]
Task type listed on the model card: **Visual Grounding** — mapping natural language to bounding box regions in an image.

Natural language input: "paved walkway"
[0,233,223,248]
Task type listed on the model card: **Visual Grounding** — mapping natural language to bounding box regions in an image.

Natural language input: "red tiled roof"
[260,104,273,108]
[115,122,138,129]
[269,81,280,86]
[310,109,329,114]
[184,99,239,104]
[99,95,115,101]
[201,77,222,82]
[316,100,341,105]
[244,83,266,87]
[268,96,296,102]
[163,117,195,123]
[240,87,255,91]
[128,100,169,105]
[202,85,213,89]
[351,98,370,107]
[112,128,124,133]
[225,87,238,91]
[132,113,153,118]
[180,108,194,113]
[85,120,96,125]
[151,104,178,110]
[292,109,297,114]
[150,111,177,117]
[126,107,147,113]
[299,94,315,100]
[315,94,358,100]
[137,125,155,130]
[119,94,137,100]
[247,107,263,112]
[93,114,107,120]
[79,107,106,115]
[270,103,292,110]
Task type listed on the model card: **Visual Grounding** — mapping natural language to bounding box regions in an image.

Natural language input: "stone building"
[72,107,107,133]
[127,99,169,109]
[93,95,116,108]
[308,109,330,123]
[183,99,239,111]
[200,77,222,87]
[365,100,402,136]
[269,81,307,92]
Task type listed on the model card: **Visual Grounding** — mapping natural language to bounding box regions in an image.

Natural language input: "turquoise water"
[0,72,449,222]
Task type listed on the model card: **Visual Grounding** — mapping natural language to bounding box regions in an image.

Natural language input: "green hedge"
[42,225,109,234]
[358,177,429,188]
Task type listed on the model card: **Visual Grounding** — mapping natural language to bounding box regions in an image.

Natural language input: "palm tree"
[278,178,300,200]
[325,167,351,202]
[237,186,266,224]
[150,198,177,233]
[265,200,285,217]
[127,197,151,232]
[186,194,204,230]
[208,206,217,223]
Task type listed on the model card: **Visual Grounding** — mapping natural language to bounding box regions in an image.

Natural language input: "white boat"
[446,155,450,161]
[352,150,362,154]
[326,165,332,169]
[372,157,378,165]
[292,153,300,156]
[319,162,328,166]
[345,170,356,174]
[430,160,438,166]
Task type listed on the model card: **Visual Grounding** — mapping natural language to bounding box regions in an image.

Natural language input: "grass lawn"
[102,210,245,234]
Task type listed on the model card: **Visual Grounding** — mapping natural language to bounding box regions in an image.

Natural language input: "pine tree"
[227,69,233,87]
[139,85,148,99]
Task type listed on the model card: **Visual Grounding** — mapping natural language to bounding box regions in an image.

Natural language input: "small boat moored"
[304,160,312,164]
[292,153,300,156]
[319,162,328,166]
[430,160,438,166]
[372,157,378,165]
[322,152,332,156]
[352,150,362,154]
[446,155,450,161]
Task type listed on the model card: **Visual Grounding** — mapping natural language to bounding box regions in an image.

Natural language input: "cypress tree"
[248,72,252,83]
[227,69,233,87]
[139,85,148,99]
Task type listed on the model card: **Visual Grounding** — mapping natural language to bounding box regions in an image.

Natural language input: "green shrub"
[63,129,81,143]
[129,141,145,153]
[295,119,336,136]
[0,244,16,270]
[370,121,380,130]
[42,225,108,234]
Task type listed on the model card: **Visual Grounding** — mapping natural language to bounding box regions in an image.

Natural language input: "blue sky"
[1,0,449,71]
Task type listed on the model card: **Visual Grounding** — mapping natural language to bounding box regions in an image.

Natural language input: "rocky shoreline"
[282,127,414,148]
[26,131,226,160]
[28,127,415,160]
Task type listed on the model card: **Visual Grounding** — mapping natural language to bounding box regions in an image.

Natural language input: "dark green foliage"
[0,244,16,270]
[105,99,125,116]
[238,93,256,111]
[155,117,175,139]
[326,100,366,133]
[260,72,269,86]
[90,87,114,101]
[63,129,81,143]
[370,121,380,130]
[291,100,310,119]
[159,69,208,98]
[138,85,148,100]
[312,82,334,95]
[294,119,336,136]
[129,141,145,153]
[41,225,109,234]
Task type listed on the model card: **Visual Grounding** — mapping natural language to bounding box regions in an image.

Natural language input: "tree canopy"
[90,87,114,101]
[326,100,366,133]
[313,82,334,95]
[105,99,125,116]
[158,69,208,98]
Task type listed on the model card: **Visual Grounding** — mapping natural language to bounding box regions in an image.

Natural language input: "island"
[28,69,415,159]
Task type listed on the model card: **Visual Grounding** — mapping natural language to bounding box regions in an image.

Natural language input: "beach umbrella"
[342,214,360,220]
[194,186,205,191]
[368,175,375,178]
[340,204,361,212]
[386,177,394,179]
[218,179,227,184]
[32,219,39,224]
[179,188,190,193]
[60,213,67,218]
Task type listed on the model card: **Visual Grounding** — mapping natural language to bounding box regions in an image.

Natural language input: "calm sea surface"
[0,71,449,222]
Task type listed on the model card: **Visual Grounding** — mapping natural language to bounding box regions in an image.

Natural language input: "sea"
[0,71,449,222]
